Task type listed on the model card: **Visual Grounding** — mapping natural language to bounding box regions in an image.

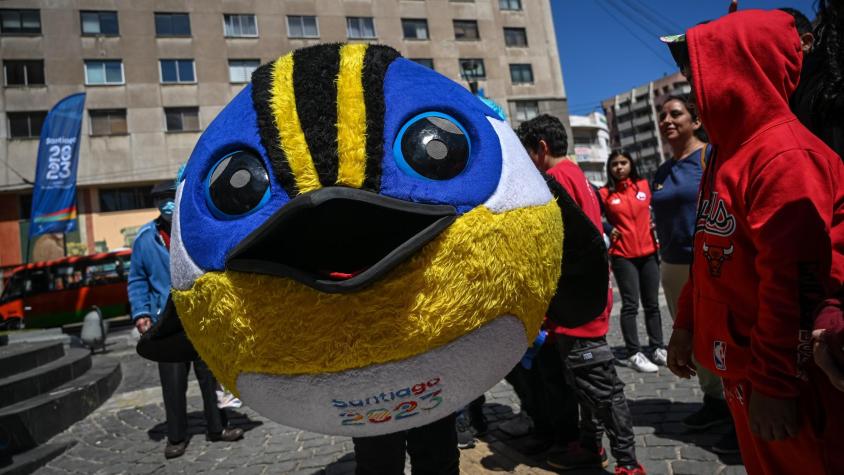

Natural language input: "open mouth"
[225,187,456,293]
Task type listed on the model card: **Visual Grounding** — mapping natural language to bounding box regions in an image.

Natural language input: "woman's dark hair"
[814,0,843,121]
[659,94,709,143]
[604,149,641,189]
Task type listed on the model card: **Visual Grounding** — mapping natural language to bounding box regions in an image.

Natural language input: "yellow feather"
[335,44,368,188]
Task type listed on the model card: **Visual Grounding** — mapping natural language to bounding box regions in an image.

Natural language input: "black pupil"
[400,116,469,180]
[208,151,269,216]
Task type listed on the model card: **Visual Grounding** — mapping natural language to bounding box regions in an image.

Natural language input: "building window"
[223,14,258,37]
[346,17,376,39]
[402,19,428,40]
[165,107,200,132]
[155,13,191,37]
[499,0,522,11]
[90,109,127,136]
[4,60,45,86]
[0,9,41,34]
[513,101,539,122]
[84,60,124,85]
[411,58,434,69]
[159,59,195,84]
[510,64,533,84]
[229,59,260,83]
[8,111,46,138]
[453,20,479,40]
[287,15,318,38]
[80,11,118,36]
[99,186,154,212]
[459,58,486,80]
[504,27,528,47]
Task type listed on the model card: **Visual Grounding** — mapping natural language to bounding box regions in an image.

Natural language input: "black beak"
[225,187,457,293]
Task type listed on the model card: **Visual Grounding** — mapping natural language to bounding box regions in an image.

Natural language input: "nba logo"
[713,341,727,370]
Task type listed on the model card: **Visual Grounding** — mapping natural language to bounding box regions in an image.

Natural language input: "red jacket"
[545,160,612,338]
[674,10,844,398]
[599,178,658,259]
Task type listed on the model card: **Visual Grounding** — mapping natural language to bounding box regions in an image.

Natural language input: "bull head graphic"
[702,234,734,277]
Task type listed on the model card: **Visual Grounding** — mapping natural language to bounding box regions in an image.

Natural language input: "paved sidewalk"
[35,290,745,475]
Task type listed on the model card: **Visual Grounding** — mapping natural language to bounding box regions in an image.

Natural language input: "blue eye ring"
[392,111,472,181]
[204,150,271,220]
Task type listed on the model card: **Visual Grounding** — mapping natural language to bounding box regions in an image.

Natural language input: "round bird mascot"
[139,44,605,444]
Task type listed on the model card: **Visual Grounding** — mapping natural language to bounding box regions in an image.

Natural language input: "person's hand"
[749,391,799,440]
[135,316,152,334]
[813,329,844,392]
[610,227,621,242]
[667,328,696,378]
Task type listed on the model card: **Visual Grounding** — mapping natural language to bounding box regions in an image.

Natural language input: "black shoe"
[164,439,187,459]
[711,427,740,455]
[206,427,244,442]
[683,396,732,431]
[456,414,476,449]
[547,443,608,470]
[468,408,488,437]
[521,435,555,455]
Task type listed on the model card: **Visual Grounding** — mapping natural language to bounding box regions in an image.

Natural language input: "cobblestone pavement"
[35,290,745,475]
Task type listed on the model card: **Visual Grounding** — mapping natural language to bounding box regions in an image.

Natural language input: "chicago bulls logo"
[702,234,734,277]
[696,192,736,277]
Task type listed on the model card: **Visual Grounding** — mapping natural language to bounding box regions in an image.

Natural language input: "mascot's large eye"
[393,112,471,180]
[205,150,270,219]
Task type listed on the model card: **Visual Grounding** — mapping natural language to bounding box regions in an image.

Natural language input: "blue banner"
[29,93,86,237]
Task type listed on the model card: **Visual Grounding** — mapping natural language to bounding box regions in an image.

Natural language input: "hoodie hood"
[686,10,802,151]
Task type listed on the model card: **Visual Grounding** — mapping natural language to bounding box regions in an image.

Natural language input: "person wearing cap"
[129,179,244,459]
[661,9,844,475]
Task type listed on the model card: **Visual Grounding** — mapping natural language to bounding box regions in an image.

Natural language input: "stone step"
[0,357,121,454]
[0,348,91,409]
[0,342,64,380]
[0,441,75,475]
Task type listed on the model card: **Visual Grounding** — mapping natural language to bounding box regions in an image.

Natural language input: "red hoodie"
[675,10,844,399]
[599,178,658,259]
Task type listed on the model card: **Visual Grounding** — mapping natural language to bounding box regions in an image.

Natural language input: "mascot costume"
[139,43,607,470]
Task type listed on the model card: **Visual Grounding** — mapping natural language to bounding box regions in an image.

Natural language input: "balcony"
[635,130,654,142]
[633,115,651,126]
[631,100,650,111]
[617,120,633,132]
[620,135,635,147]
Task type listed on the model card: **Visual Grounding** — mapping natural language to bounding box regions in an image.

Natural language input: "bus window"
[26,270,51,294]
[0,273,25,301]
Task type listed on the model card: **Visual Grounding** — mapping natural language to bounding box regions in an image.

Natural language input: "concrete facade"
[570,111,609,186]
[0,0,569,266]
[601,71,690,179]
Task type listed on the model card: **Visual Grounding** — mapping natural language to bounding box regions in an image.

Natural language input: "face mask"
[158,199,175,221]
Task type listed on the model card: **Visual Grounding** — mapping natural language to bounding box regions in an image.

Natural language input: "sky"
[551,0,818,116]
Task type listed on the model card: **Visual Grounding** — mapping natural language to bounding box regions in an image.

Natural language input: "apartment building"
[601,71,691,179]
[0,0,570,266]
[570,111,610,186]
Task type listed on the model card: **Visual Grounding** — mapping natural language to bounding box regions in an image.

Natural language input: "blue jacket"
[651,145,710,264]
[128,219,171,324]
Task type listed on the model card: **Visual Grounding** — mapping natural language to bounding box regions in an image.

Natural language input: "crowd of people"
[127,3,844,475]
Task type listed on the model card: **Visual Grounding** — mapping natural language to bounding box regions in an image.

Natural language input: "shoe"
[615,463,646,474]
[547,443,608,470]
[164,439,187,459]
[520,435,555,455]
[206,427,244,442]
[499,412,533,437]
[216,390,243,409]
[468,407,488,437]
[683,396,732,431]
[456,414,476,449]
[651,348,668,366]
[711,427,740,455]
[628,352,659,373]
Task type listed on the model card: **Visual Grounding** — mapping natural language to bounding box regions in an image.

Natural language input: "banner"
[29,93,86,237]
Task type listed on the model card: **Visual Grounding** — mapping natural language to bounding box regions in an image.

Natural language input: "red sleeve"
[746,150,837,398]
[674,273,694,331]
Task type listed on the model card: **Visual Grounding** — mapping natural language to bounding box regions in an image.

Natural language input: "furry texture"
[293,44,341,187]
[336,44,368,188]
[361,45,400,191]
[173,200,563,393]
[252,65,298,198]
[236,315,526,436]
[271,54,322,194]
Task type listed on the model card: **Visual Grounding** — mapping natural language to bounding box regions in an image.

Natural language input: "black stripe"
[361,45,401,192]
[292,44,342,187]
[251,61,298,197]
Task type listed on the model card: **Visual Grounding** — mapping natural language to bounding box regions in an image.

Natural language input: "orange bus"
[0,249,131,329]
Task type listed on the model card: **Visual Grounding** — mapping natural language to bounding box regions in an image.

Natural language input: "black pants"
[158,359,226,444]
[557,335,637,466]
[353,414,459,475]
[611,254,664,356]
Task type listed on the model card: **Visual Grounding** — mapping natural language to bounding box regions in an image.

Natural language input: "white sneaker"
[651,348,668,366]
[216,390,243,409]
[628,352,659,373]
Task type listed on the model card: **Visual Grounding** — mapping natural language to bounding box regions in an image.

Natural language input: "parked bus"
[0,249,131,329]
